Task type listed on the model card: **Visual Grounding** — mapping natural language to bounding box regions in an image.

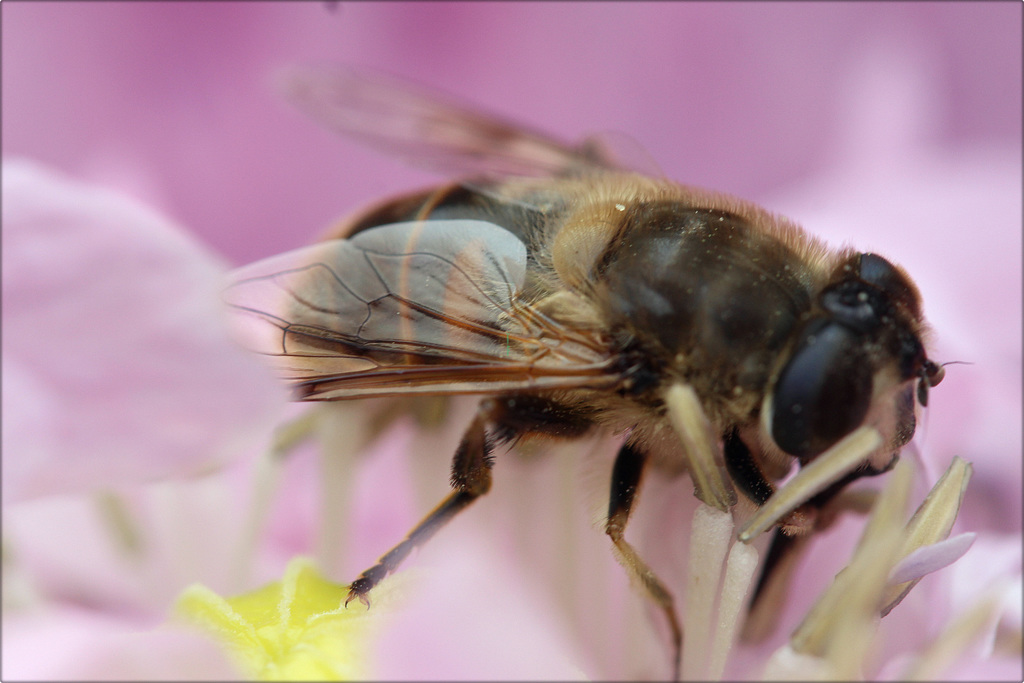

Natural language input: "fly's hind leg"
[605,442,683,679]
[345,401,493,607]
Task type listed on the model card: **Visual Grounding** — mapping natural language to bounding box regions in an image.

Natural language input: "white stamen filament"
[315,405,367,576]
[231,409,320,586]
[708,540,759,680]
[682,504,733,680]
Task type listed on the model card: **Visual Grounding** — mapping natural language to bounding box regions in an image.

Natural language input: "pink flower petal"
[2,159,287,503]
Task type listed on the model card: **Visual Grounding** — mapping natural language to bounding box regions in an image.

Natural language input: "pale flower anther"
[888,532,976,586]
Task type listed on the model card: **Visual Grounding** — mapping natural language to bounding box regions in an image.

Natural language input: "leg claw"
[345,586,371,610]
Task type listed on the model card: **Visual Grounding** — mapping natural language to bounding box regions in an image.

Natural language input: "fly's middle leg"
[605,442,683,680]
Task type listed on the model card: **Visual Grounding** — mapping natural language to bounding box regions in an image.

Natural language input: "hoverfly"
[225,66,945,676]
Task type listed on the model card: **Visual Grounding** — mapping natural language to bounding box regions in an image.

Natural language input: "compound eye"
[771,321,873,460]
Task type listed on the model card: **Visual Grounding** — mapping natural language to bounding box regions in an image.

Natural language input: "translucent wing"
[225,219,618,400]
[277,64,649,179]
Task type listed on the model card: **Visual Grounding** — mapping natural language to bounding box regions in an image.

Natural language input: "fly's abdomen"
[340,182,548,243]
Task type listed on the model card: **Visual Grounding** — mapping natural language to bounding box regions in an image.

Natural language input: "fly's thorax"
[549,200,627,292]
[592,200,819,409]
[542,173,672,291]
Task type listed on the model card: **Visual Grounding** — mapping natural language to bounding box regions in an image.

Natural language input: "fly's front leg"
[736,435,894,642]
[345,401,493,607]
[605,442,683,680]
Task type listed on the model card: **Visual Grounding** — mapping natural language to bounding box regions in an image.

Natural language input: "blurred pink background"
[2,2,1019,262]
[3,4,1021,678]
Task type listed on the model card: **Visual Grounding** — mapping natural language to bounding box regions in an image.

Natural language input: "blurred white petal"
[2,604,236,680]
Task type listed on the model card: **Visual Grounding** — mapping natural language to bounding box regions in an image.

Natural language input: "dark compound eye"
[771,320,873,460]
